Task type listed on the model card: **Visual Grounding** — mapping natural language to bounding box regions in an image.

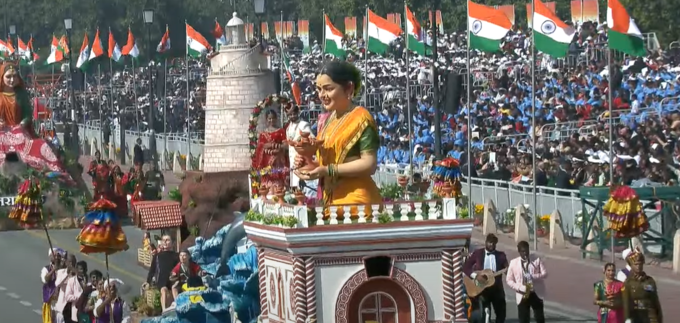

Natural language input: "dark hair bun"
[319,61,362,98]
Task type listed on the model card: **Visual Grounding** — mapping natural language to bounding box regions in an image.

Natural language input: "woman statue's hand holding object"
[294,155,327,180]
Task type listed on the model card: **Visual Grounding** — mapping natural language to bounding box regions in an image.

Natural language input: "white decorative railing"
[249,197,459,228]
[215,45,262,73]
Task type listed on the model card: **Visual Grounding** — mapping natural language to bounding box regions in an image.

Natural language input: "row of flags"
[12,22,214,68]
[0,35,40,65]
[321,0,645,60]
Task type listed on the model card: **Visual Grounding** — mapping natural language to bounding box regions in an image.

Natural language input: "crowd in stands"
[35,58,208,143]
[290,21,680,188]
[33,20,680,189]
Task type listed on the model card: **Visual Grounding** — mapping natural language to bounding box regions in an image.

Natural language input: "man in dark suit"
[463,234,508,323]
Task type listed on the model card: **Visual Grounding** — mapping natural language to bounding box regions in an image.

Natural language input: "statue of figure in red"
[92,162,113,200]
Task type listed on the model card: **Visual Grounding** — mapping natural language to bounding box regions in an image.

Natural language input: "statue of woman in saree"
[0,62,32,128]
[252,110,290,190]
[294,61,382,218]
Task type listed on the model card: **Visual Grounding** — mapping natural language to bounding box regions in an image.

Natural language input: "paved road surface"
[0,158,593,321]
[0,226,595,322]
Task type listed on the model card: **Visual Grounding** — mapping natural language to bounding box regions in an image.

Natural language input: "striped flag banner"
[428,10,444,33]
[387,13,394,24]
[298,20,310,52]
[527,2,556,27]
[261,22,270,40]
[495,5,516,25]
[394,13,402,28]
[344,17,353,36]
[286,21,295,38]
[274,21,282,42]
[246,23,254,41]
[582,0,599,23]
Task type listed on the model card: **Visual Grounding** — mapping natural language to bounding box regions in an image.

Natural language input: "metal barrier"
[76,124,205,157]
[540,120,599,141]
[482,134,529,148]
[372,165,663,239]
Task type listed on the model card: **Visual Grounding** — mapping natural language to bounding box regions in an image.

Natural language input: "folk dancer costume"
[594,275,624,323]
[93,280,130,323]
[621,249,663,323]
[42,248,65,323]
[285,107,312,188]
[462,234,508,323]
[617,249,633,282]
[506,251,547,323]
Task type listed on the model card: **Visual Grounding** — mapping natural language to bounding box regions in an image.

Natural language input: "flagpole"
[466,0,473,222]
[163,58,168,170]
[405,1,413,176]
[98,63,103,150]
[214,18,219,49]
[531,0,538,251]
[364,5,369,107]
[279,11,284,97]
[83,71,87,144]
[607,46,615,264]
[185,20,191,168]
[108,27,115,160]
[322,9,326,53]
[132,56,140,134]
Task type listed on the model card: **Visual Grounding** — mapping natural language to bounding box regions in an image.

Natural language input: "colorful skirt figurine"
[431,157,462,198]
[603,186,649,238]
[8,179,44,228]
[77,199,129,254]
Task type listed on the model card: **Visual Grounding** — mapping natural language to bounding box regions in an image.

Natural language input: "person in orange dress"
[294,61,382,219]
[0,62,33,129]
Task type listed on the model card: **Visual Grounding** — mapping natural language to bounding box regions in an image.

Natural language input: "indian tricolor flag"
[157,25,171,53]
[46,36,63,65]
[108,29,123,63]
[17,37,31,62]
[283,52,302,105]
[533,0,575,58]
[75,33,90,70]
[122,28,140,58]
[607,0,646,57]
[468,0,512,53]
[324,14,345,58]
[405,5,427,56]
[186,23,211,58]
[88,28,105,61]
[0,40,11,57]
[212,20,226,49]
[366,9,402,54]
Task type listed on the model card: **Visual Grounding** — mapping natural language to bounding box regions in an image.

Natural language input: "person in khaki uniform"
[622,248,663,323]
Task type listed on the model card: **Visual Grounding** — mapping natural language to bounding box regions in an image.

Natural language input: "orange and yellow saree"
[317,106,382,212]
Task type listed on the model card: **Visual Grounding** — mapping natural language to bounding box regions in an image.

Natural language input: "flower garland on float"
[248,94,294,197]
[431,157,462,198]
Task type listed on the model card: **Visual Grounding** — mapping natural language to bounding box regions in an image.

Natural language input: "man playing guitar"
[462,234,508,323]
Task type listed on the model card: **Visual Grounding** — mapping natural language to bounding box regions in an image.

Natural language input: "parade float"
[0,123,87,226]
[140,15,474,322]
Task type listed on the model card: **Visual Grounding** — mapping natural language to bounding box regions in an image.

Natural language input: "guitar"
[463,268,508,298]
